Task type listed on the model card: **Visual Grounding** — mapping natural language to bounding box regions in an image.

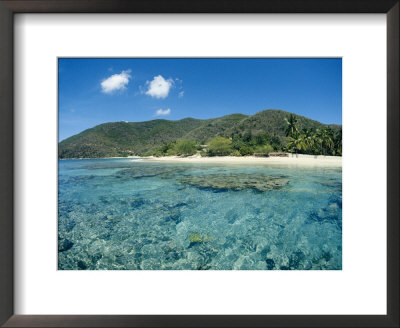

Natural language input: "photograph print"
[58,58,342,270]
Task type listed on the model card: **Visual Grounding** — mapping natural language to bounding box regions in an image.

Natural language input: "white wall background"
[14,14,386,315]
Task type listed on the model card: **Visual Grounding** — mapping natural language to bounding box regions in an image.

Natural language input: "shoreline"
[60,154,342,167]
[139,154,342,167]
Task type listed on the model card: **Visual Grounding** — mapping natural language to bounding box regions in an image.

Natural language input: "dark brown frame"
[0,1,398,327]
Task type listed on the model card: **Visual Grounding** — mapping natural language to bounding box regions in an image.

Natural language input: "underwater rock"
[185,251,208,269]
[197,263,212,270]
[266,258,275,270]
[130,198,146,208]
[99,195,110,204]
[58,239,74,252]
[169,202,189,209]
[165,250,181,262]
[133,251,143,264]
[63,219,76,233]
[69,175,97,182]
[90,253,103,265]
[307,195,342,229]
[163,208,182,224]
[288,250,306,269]
[303,260,313,270]
[225,209,239,224]
[188,233,213,246]
[275,254,289,268]
[311,251,333,269]
[77,260,88,270]
[321,251,332,262]
[116,166,188,180]
[189,233,203,243]
[233,255,256,270]
[319,179,342,192]
[98,231,112,241]
[307,201,341,229]
[180,173,289,192]
[328,195,342,209]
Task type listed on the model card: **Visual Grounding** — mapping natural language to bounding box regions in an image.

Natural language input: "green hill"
[58,109,341,158]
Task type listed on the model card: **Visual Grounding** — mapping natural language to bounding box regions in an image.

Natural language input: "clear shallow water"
[58,158,342,270]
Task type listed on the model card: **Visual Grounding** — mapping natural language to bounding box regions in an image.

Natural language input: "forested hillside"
[58,109,341,158]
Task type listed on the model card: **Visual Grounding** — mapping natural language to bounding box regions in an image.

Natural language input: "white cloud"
[178,91,184,98]
[145,75,173,99]
[101,70,131,94]
[155,108,171,116]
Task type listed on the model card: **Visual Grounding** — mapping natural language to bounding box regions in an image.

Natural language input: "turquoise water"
[58,158,342,270]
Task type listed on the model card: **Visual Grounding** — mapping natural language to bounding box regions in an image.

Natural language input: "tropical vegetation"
[58,109,342,158]
[284,114,342,156]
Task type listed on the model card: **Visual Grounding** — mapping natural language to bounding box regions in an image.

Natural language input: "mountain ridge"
[59,109,341,158]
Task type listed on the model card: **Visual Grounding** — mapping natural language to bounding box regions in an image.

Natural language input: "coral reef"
[180,173,289,192]
[58,159,342,270]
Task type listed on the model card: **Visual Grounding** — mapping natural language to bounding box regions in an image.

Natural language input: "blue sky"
[58,58,342,141]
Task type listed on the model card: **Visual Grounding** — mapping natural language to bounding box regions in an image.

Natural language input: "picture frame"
[0,0,398,327]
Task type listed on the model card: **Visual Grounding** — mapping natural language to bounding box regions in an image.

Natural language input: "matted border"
[0,1,398,327]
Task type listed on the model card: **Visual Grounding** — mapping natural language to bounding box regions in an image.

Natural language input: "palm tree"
[286,133,306,154]
[285,114,298,137]
[300,128,314,154]
[285,137,297,153]
[318,127,334,155]
[325,127,335,155]
[313,129,324,155]
[334,128,342,156]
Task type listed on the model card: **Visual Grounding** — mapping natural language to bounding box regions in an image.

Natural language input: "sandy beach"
[137,154,342,167]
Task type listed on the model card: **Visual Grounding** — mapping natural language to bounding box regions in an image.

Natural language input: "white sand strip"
[138,154,342,167]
